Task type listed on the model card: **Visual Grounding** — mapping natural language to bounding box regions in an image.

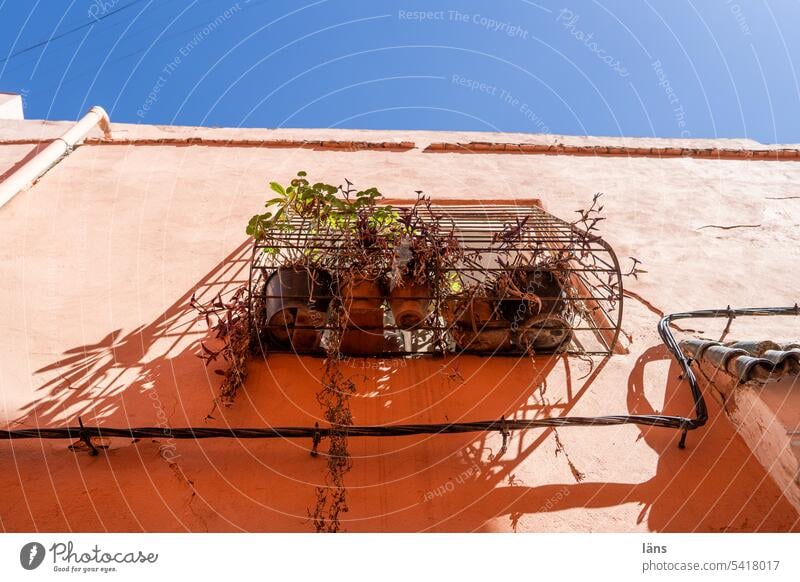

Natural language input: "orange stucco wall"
[0,121,798,532]
[695,359,800,515]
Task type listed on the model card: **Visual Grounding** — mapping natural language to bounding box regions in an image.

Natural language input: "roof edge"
[3,118,800,161]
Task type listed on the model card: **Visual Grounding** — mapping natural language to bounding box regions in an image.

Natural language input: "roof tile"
[680,339,800,383]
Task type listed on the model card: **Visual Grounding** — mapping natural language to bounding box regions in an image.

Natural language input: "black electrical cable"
[0,414,692,442]
[0,0,150,64]
[3,305,797,452]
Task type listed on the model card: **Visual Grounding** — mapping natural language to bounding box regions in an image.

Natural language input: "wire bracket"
[678,358,694,380]
[678,420,689,450]
[78,417,99,456]
[498,415,510,458]
[311,422,321,458]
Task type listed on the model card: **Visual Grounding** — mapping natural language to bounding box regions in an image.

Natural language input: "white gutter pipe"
[0,106,111,209]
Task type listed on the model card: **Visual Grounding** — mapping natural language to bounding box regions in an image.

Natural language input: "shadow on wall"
[18,241,254,431]
[448,345,798,532]
[4,245,798,532]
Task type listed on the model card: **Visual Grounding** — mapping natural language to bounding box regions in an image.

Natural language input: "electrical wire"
[5,305,797,453]
[0,0,149,64]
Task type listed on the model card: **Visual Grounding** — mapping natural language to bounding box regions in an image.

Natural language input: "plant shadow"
[404,345,798,532]
[4,245,797,532]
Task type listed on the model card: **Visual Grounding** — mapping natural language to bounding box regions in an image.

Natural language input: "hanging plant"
[248,172,403,530]
[188,170,634,530]
[191,286,252,408]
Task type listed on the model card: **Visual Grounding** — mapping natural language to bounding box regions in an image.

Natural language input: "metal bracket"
[678,358,693,380]
[678,420,689,450]
[78,417,99,456]
[311,422,321,457]
[498,415,510,457]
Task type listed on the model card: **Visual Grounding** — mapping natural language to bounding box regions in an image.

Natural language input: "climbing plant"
[191,170,642,532]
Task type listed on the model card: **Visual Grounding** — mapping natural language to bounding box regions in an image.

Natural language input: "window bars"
[248,203,624,357]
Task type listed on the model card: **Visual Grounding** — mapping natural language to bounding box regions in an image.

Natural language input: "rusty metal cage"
[248,203,623,357]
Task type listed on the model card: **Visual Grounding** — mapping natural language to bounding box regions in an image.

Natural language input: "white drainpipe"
[0,106,111,209]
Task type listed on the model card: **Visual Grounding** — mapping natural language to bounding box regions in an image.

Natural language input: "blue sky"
[1,0,799,143]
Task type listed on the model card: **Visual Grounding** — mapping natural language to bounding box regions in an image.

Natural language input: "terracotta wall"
[0,125,798,532]
[697,361,800,514]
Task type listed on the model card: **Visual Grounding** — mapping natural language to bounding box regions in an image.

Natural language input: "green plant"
[247,171,339,259]
[246,172,402,270]
[236,174,632,528]
[246,172,405,531]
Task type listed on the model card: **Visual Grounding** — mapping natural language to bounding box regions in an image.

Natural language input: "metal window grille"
[248,203,624,357]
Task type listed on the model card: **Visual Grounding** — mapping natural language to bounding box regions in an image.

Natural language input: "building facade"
[0,107,798,532]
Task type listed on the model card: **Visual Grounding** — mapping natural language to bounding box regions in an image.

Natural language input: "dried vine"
[308,310,354,532]
[191,286,252,408]
[192,173,638,530]
[305,178,397,531]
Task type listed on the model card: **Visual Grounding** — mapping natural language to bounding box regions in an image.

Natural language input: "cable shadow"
[11,248,795,532]
[423,345,798,532]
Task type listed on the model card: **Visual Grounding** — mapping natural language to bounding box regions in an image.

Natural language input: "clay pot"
[388,280,431,330]
[339,309,386,355]
[516,314,573,353]
[500,267,565,324]
[340,276,383,314]
[445,295,512,352]
[338,275,385,355]
[263,267,331,351]
[451,324,512,352]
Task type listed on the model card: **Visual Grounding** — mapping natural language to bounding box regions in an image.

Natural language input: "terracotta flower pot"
[263,267,331,351]
[388,280,431,330]
[500,267,565,324]
[338,275,385,355]
[451,324,512,352]
[340,276,383,315]
[516,314,573,353]
[338,309,386,355]
[445,295,512,352]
